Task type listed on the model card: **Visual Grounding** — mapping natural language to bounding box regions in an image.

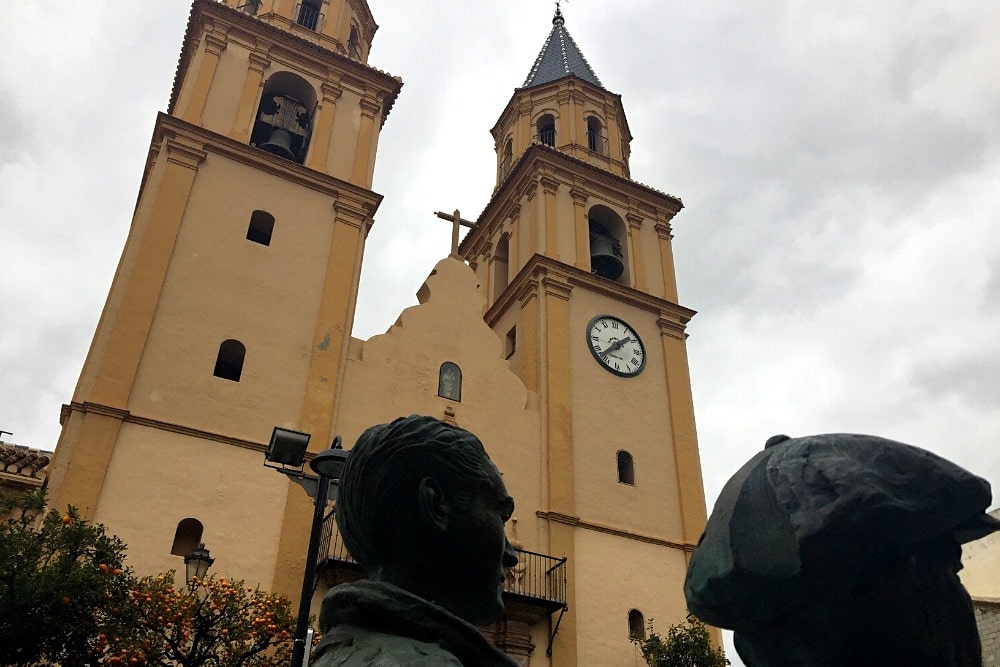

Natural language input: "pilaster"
[350,97,380,186]
[570,188,589,272]
[657,315,707,548]
[306,82,344,171]
[179,31,228,124]
[231,50,271,142]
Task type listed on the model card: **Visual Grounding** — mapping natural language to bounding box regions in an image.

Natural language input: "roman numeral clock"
[586,315,646,377]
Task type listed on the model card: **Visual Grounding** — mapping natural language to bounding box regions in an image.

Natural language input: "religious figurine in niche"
[685,433,1000,667]
[314,415,519,666]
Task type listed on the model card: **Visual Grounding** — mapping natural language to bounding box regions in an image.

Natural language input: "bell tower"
[45,0,401,598]
[460,8,710,665]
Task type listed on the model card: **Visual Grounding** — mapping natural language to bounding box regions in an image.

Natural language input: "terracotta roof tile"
[0,443,52,482]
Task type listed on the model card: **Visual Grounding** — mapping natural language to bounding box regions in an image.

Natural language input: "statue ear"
[417,477,450,533]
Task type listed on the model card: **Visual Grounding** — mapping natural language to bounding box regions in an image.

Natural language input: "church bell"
[590,232,624,280]
[259,128,296,160]
[253,94,310,162]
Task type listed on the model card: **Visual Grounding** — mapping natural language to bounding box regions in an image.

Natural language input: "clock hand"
[601,337,632,359]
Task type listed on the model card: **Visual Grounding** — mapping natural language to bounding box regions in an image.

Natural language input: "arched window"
[536,114,556,147]
[628,609,646,639]
[438,362,462,402]
[296,0,321,30]
[588,205,629,284]
[250,72,318,164]
[170,518,204,557]
[493,233,510,298]
[214,339,246,382]
[246,210,274,245]
[500,138,513,181]
[586,116,605,154]
[617,451,635,485]
[348,24,361,60]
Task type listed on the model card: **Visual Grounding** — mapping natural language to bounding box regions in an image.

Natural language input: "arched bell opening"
[536,113,556,147]
[493,233,510,298]
[250,71,318,164]
[588,204,629,284]
[499,137,513,182]
[348,24,361,60]
[586,115,606,155]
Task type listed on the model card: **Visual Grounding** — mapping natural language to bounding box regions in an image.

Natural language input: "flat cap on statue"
[684,433,1000,667]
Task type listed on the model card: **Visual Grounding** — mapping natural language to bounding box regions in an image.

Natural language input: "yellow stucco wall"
[568,290,683,541]
[336,258,545,548]
[962,509,1000,598]
[92,423,289,584]
[573,529,690,666]
[127,154,335,441]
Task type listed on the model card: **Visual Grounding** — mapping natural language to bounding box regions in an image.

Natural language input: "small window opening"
[246,210,274,245]
[171,518,204,557]
[237,0,260,15]
[438,362,462,401]
[536,114,556,147]
[214,339,246,382]
[348,25,361,60]
[493,234,510,298]
[296,0,321,30]
[505,326,516,360]
[617,450,635,485]
[628,609,646,640]
[500,138,513,181]
[587,116,605,155]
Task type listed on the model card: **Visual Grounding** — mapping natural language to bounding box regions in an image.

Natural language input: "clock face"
[586,315,646,377]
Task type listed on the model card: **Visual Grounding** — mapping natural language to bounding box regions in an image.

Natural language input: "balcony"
[587,130,609,156]
[236,0,260,16]
[318,514,568,615]
[294,2,323,31]
[534,130,556,147]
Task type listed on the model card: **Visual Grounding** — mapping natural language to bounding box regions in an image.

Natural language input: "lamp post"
[265,427,349,667]
[184,543,214,591]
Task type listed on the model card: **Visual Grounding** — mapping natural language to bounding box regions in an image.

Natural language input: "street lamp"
[265,428,349,667]
[184,543,214,590]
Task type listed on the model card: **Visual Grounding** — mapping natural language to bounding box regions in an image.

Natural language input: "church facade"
[44,1,710,664]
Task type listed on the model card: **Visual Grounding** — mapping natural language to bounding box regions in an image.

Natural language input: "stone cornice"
[168,0,402,126]
[485,254,696,328]
[151,113,383,217]
[61,402,328,465]
[536,511,695,553]
[460,145,683,258]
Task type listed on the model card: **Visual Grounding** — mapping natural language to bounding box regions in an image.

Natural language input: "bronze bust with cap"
[313,415,519,666]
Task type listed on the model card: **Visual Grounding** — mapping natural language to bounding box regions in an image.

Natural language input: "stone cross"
[434,210,476,258]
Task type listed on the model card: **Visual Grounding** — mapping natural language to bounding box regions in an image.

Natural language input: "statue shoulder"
[314,626,464,667]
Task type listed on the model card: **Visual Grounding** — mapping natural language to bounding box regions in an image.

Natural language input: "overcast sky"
[2,1,998,659]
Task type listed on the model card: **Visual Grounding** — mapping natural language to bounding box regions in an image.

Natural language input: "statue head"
[685,433,999,667]
[336,415,518,625]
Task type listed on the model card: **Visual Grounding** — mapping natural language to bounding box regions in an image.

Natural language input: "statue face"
[445,463,518,625]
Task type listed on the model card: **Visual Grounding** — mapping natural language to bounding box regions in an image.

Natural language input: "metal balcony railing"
[320,515,568,608]
[535,129,556,147]
[236,0,260,16]
[587,131,609,156]
[499,156,512,183]
[294,2,323,31]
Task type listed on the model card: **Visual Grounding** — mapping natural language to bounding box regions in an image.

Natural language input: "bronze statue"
[685,433,1000,667]
[314,415,519,666]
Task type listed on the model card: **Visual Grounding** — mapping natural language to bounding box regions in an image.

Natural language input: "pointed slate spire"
[522,6,604,89]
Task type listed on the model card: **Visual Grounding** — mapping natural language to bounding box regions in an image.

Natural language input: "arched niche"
[249,71,318,164]
[588,204,629,285]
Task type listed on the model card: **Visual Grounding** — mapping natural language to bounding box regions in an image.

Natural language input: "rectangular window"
[505,326,516,359]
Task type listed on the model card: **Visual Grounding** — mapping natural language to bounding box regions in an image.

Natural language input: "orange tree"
[94,571,298,666]
[0,489,132,666]
[633,612,730,667]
